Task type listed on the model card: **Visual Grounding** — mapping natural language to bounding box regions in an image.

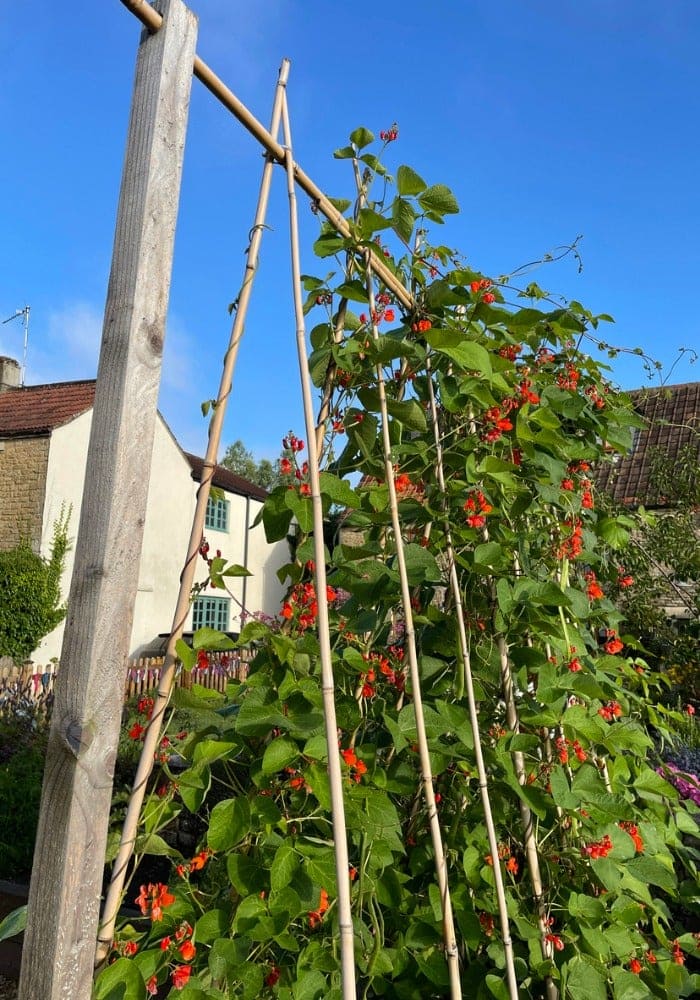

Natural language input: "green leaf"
[262,486,295,542]
[195,907,231,943]
[176,637,196,671]
[473,542,506,570]
[193,627,235,651]
[401,543,442,584]
[350,126,374,149]
[486,974,512,1000]
[0,904,26,943]
[425,331,492,376]
[565,957,607,1000]
[335,279,370,303]
[610,967,657,1000]
[333,145,355,159]
[207,796,251,851]
[227,853,268,895]
[396,164,427,196]
[293,969,328,1000]
[418,184,459,215]
[392,196,417,242]
[93,958,146,1000]
[271,842,299,891]
[262,736,300,775]
[318,472,360,507]
[357,208,392,238]
[284,489,314,533]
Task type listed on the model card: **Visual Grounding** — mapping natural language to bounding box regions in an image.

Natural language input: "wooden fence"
[0,649,252,714]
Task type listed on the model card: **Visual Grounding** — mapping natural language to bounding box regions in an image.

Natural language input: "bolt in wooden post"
[18,3,197,998]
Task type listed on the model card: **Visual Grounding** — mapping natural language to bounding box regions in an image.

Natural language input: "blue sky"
[2,1,698,462]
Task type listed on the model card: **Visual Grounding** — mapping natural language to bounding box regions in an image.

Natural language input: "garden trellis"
[17,2,699,1000]
[18,2,470,997]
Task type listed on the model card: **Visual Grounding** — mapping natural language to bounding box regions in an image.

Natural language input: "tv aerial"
[2,305,30,385]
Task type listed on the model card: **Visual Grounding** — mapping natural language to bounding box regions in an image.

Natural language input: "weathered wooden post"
[18,3,197,997]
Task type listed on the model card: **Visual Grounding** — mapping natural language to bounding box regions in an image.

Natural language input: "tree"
[221,439,279,490]
[0,509,71,662]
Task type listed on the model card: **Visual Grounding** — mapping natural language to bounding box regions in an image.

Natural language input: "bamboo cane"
[359,265,462,999]
[95,60,291,965]
[494,627,558,1000]
[281,90,357,1000]
[424,356,520,999]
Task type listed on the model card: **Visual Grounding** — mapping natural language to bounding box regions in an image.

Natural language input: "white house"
[0,357,287,661]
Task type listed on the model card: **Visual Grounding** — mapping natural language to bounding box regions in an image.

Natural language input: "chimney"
[0,356,21,392]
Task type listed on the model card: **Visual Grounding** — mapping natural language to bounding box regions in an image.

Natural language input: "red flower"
[545,933,565,952]
[122,940,138,956]
[146,976,159,996]
[129,722,145,740]
[265,966,281,987]
[178,940,196,962]
[300,483,311,497]
[384,308,395,322]
[281,602,293,620]
[341,748,357,767]
[135,883,175,922]
[506,856,519,875]
[280,457,292,475]
[587,580,604,600]
[604,630,624,655]
[466,514,486,529]
[561,478,575,491]
[687,704,696,716]
[483,292,496,304]
[671,940,685,965]
[598,701,623,722]
[567,657,582,673]
[171,965,192,990]
[160,936,172,950]
[618,574,634,588]
[619,821,644,853]
[308,888,330,928]
[629,958,642,975]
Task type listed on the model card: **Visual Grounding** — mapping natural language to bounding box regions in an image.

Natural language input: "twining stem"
[424,355,520,1000]
[361,264,462,999]
[95,60,291,966]
[281,90,357,1000]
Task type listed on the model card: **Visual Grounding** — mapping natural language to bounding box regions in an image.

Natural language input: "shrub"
[0,509,70,662]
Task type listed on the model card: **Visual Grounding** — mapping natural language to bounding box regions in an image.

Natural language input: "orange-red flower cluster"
[463,489,493,529]
[581,834,613,860]
[308,888,329,928]
[135,883,175,922]
[341,747,367,783]
[481,405,513,443]
[603,630,624,655]
[557,363,581,391]
[557,518,584,560]
[584,570,604,601]
[498,343,522,361]
[619,821,644,853]
[598,701,623,722]
[281,582,337,630]
[176,850,211,878]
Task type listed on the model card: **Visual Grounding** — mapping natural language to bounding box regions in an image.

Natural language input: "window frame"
[191,595,230,633]
[205,496,229,532]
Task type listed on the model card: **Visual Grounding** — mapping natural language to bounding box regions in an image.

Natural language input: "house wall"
[35,412,287,662]
[0,435,50,550]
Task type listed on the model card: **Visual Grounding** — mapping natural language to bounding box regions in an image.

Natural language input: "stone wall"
[0,436,50,551]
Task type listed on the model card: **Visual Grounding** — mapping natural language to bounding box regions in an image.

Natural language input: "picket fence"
[0,648,252,713]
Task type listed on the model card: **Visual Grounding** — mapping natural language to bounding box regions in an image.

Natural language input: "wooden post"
[18,3,197,998]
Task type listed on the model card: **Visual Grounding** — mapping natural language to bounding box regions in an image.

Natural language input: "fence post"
[18,4,198,998]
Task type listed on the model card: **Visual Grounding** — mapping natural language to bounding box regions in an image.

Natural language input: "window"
[205,496,229,532]
[192,596,230,632]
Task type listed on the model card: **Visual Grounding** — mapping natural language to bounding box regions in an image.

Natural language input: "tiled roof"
[184,452,268,501]
[595,382,700,507]
[0,380,96,437]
